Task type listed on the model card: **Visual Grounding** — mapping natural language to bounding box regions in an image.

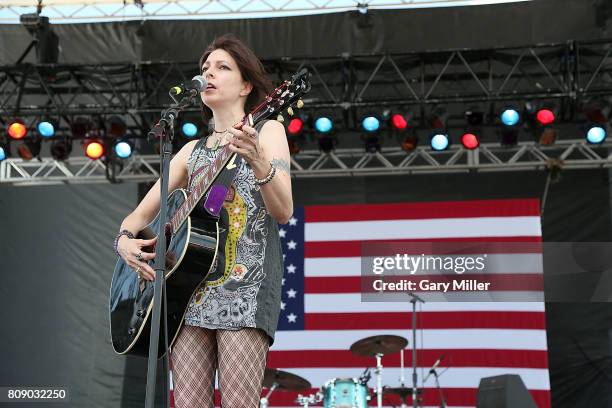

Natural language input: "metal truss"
[2,39,612,183]
[2,139,611,185]
[0,0,532,24]
[2,39,612,130]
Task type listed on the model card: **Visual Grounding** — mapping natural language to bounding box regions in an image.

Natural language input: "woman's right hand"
[117,235,157,281]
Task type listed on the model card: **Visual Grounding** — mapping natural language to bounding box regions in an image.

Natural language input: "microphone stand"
[432,367,448,408]
[144,93,197,408]
[408,293,425,408]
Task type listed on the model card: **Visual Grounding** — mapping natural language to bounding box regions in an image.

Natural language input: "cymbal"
[350,335,408,357]
[263,368,311,391]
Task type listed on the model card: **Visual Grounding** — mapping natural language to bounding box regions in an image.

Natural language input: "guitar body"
[109,188,219,358]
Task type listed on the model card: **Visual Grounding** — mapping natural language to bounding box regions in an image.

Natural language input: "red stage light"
[391,114,408,130]
[287,118,304,135]
[461,133,480,150]
[85,140,105,160]
[8,121,27,140]
[536,109,555,126]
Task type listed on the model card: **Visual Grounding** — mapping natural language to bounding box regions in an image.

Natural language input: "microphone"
[423,355,444,382]
[170,75,207,96]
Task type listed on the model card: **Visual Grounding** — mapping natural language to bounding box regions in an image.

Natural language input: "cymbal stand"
[259,382,278,408]
[399,348,407,408]
[375,352,383,408]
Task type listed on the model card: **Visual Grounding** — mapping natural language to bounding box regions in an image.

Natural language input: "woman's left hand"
[227,125,265,167]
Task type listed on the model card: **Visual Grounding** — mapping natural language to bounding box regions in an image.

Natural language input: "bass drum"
[321,378,369,408]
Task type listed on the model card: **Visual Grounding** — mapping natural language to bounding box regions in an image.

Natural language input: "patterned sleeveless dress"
[183,121,284,345]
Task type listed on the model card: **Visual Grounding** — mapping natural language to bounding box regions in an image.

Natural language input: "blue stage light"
[37,121,55,138]
[501,109,520,126]
[314,117,333,133]
[182,122,198,138]
[362,116,380,132]
[430,133,450,151]
[114,141,133,159]
[586,126,606,144]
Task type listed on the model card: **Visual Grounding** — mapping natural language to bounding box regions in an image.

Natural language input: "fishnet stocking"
[171,325,217,408]
[171,325,269,408]
[217,328,269,408]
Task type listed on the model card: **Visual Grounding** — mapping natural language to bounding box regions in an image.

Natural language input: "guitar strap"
[194,119,269,220]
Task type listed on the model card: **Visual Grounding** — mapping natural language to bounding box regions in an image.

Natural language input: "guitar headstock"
[251,68,311,124]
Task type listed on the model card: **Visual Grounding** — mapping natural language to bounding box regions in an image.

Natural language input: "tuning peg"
[296,100,304,109]
[287,107,294,116]
[276,114,284,123]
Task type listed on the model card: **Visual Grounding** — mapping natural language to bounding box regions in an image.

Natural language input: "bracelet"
[254,162,276,186]
[113,229,135,256]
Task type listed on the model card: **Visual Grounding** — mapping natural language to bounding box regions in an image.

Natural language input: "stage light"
[430,133,449,151]
[536,109,555,126]
[51,138,72,160]
[400,133,418,152]
[287,138,301,155]
[8,120,27,140]
[85,139,105,160]
[114,140,133,159]
[314,117,333,133]
[364,135,380,153]
[106,116,127,138]
[461,133,480,150]
[318,135,336,153]
[429,107,448,129]
[37,121,55,138]
[287,118,304,135]
[501,109,520,126]
[584,103,608,124]
[538,128,557,145]
[500,127,519,146]
[361,116,380,133]
[182,122,198,138]
[71,117,93,139]
[586,126,607,144]
[391,114,408,131]
[17,139,41,161]
[465,109,484,126]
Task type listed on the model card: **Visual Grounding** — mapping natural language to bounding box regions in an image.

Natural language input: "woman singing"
[114,34,292,407]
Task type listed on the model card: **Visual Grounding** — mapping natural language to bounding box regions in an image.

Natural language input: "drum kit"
[261,334,418,408]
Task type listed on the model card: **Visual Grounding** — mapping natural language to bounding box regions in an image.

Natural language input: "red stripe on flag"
[305,236,543,258]
[304,311,546,330]
[265,387,551,408]
[305,199,541,222]
[267,349,549,369]
[304,275,544,293]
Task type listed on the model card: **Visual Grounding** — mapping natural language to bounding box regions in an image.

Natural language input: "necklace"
[209,130,230,150]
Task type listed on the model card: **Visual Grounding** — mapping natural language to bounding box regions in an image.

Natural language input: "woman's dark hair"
[199,33,273,125]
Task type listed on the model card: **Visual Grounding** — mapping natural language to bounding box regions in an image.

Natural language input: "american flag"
[268,199,550,408]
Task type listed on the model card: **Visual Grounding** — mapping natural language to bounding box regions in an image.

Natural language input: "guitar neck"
[169,144,234,234]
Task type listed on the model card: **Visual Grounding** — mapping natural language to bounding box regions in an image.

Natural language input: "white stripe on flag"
[304,295,546,313]
[305,216,542,241]
[272,329,548,351]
